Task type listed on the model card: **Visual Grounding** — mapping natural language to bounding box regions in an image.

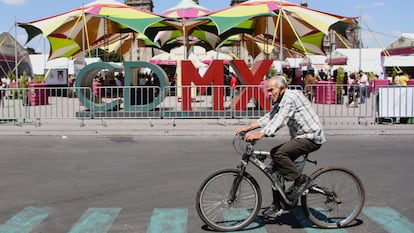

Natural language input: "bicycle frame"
[197,134,365,231]
[232,141,317,206]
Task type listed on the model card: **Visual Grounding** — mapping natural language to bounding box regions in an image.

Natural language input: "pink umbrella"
[160,0,213,58]
[163,0,211,19]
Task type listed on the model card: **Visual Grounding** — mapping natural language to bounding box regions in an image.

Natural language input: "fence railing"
[0,83,411,126]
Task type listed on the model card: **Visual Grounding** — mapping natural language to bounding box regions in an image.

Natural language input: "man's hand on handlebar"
[245,132,266,142]
[234,127,251,136]
[235,123,261,137]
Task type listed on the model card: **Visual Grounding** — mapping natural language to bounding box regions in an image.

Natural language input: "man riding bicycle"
[235,76,326,216]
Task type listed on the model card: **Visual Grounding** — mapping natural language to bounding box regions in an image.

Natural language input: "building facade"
[124,0,202,11]
[230,0,247,5]
[124,0,154,12]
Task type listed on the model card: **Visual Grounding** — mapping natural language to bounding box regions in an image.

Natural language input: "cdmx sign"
[75,59,274,112]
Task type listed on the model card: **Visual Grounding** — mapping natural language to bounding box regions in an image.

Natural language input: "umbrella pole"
[182,19,187,59]
[279,0,283,62]
[281,9,308,55]
[14,15,18,87]
[81,6,86,67]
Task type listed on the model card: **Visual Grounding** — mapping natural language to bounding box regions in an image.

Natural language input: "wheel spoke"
[196,170,261,231]
[302,167,365,228]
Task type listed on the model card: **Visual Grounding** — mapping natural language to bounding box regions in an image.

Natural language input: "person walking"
[346,73,358,107]
[0,78,5,108]
[304,70,317,102]
[235,76,326,216]
[399,71,409,86]
[358,70,369,104]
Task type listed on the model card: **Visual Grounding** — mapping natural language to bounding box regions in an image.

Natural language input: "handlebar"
[236,131,257,145]
[233,131,257,156]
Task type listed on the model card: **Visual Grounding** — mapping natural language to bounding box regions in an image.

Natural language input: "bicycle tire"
[196,168,262,232]
[301,166,365,228]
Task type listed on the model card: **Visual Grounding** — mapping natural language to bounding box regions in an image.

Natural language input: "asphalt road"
[0,135,413,233]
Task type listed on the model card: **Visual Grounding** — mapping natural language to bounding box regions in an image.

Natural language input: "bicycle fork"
[227,161,248,204]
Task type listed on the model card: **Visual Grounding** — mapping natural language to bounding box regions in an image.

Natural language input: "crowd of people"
[300,67,413,108]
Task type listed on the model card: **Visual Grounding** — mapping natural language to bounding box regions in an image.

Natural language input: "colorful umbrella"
[154,29,220,52]
[159,0,214,58]
[219,34,268,59]
[18,0,172,59]
[198,0,357,55]
[19,0,126,43]
[163,0,211,19]
[47,32,160,60]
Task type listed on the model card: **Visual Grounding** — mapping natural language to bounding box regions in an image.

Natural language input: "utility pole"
[14,16,18,87]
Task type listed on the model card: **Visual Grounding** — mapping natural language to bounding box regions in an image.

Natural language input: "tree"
[335,67,345,104]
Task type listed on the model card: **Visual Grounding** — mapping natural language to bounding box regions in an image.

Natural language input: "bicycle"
[196,132,365,232]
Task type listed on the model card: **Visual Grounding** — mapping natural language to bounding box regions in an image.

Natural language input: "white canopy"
[382,55,414,67]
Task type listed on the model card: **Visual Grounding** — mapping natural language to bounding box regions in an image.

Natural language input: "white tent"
[301,55,327,71]
[29,54,102,75]
[382,55,414,67]
[150,45,207,66]
[0,32,32,77]
[330,48,383,74]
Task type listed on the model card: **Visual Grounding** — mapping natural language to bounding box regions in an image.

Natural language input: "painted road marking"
[146,208,188,233]
[291,208,348,233]
[363,207,414,233]
[67,208,121,233]
[223,208,267,232]
[0,206,52,233]
[1,205,414,232]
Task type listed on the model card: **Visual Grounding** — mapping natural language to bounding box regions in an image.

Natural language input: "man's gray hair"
[274,75,287,88]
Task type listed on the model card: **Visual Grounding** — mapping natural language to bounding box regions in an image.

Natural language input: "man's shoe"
[262,204,283,217]
[287,175,312,201]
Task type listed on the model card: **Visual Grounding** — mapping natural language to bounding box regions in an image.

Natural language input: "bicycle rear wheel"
[301,166,365,228]
[196,169,262,232]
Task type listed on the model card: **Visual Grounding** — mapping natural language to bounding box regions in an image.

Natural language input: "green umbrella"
[197,0,357,55]
[18,0,173,59]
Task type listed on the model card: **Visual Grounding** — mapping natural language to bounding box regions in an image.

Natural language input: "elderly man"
[235,76,326,216]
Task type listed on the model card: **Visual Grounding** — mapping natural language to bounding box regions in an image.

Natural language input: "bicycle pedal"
[263,208,285,217]
[274,209,284,217]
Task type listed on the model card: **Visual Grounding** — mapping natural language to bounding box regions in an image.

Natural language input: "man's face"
[267,81,283,103]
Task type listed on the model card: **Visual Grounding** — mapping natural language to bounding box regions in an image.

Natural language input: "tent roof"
[0,32,33,77]
[384,33,414,55]
[29,54,102,75]
[0,32,29,61]
[382,55,414,67]
[331,48,383,74]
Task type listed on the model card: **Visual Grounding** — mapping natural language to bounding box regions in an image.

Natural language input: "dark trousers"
[270,138,321,181]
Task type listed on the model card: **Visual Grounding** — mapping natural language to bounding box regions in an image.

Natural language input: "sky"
[0,0,410,54]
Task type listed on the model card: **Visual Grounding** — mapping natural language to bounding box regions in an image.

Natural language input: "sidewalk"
[0,118,413,136]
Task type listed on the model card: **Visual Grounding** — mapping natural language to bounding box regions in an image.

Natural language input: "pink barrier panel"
[92,81,102,98]
[29,82,49,106]
[408,79,414,85]
[374,79,390,92]
[314,81,336,104]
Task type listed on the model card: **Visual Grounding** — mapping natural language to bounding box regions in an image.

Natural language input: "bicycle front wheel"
[301,166,365,228]
[196,169,262,232]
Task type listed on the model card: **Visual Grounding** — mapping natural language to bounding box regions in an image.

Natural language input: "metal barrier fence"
[1,83,411,126]
[0,87,91,125]
[307,83,376,125]
[77,84,303,120]
[376,85,414,124]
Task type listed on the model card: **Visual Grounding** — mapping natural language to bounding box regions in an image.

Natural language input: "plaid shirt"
[258,89,326,144]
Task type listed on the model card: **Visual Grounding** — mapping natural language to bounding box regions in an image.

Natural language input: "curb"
[0,118,413,136]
